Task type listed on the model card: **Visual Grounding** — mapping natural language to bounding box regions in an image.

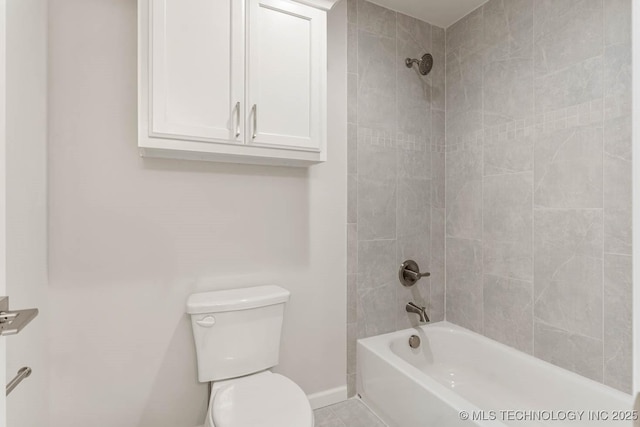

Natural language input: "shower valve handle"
[399,260,430,287]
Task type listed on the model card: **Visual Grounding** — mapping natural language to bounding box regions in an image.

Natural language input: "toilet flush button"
[196,316,216,327]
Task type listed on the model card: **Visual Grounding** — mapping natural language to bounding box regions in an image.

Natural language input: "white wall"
[5,0,49,426]
[0,2,6,425]
[47,0,347,426]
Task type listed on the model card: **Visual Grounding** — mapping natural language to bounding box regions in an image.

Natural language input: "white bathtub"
[357,322,634,427]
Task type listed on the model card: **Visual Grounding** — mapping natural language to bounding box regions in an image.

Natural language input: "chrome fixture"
[234,102,241,138]
[6,367,31,396]
[399,260,430,287]
[405,53,433,76]
[251,104,258,139]
[408,334,421,349]
[0,297,38,336]
[406,302,429,323]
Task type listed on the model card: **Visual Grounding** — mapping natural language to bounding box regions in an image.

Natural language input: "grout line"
[603,251,633,257]
[393,7,399,332]
[601,0,606,382]
[355,396,390,426]
[428,22,433,318]
[443,20,447,323]
[532,207,607,211]
[479,4,485,336]
[531,0,536,358]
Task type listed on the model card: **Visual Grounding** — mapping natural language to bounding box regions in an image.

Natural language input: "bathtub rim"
[357,321,633,409]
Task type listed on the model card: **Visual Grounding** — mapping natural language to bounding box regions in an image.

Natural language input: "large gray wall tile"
[483,172,532,244]
[347,322,357,376]
[348,173,357,224]
[430,208,445,322]
[431,150,445,209]
[348,224,357,275]
[533,0,603,76]
[397,177,430,238]
[604,118,631,256]
[397,12,431,51]
[482,0,533,127]
[604,0,631,47]
[534,321,603,382]
[534,124,603,209]
[348,123,357,174]
[483,58,533,127]
[398,148,430,180]
[357,140,396,240]
[603,254,632,393]
[447,7,484,58]
[604,43,632,107]
[534,209,603,339]
[446,147,483,239]
[534,56,603,113]
[430,50,446,112]
[347,24,358,74]
[397,233,429,269]
[357,0,395,37]
[357,31,396,132]
[483,0,533,61]
[446,238,483,332]
[357,239,396,290]
[357,282,397,338]
[347,274,357,324]
[483,172,533,282]
[483,240,532,283]
[484,133,533,176]
[346,0,357,24]
[446,51,484,140]
[347,72,358,125]
[483,275,533,353]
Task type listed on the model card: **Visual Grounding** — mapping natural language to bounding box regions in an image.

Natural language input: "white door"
[247,0,326,151]
[2,0,47,426]
[149,0,245,144]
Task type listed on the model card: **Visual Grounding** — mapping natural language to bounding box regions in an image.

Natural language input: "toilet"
[187,285,314,427]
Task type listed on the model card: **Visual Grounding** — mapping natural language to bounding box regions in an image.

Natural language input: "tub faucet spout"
[406,302,429,323]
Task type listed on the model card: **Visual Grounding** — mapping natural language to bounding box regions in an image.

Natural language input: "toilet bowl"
[205,371,313,427]
[187,286,313,427]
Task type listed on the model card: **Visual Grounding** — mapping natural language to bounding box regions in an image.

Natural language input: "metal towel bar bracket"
[6,367,32,396]
[0,297,39,336]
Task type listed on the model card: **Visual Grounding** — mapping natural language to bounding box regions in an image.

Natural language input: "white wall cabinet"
[138,0,338,166]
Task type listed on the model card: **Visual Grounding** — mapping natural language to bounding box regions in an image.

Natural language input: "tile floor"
[314,398,387,427]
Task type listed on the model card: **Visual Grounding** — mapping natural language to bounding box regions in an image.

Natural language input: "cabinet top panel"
[291,0,341,11]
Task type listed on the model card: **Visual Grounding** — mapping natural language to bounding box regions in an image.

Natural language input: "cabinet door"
[247,0,326,151]
[149,0,244,143]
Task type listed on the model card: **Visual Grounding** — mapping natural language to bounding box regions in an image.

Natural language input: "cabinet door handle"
[234,102,241,138]
[251,104,257,139]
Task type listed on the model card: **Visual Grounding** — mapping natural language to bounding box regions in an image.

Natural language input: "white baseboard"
[307,385,348,409]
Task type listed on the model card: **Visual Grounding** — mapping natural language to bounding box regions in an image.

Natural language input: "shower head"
[405,53,433,76]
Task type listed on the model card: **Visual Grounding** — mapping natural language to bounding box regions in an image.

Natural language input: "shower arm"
[405,58,419,68]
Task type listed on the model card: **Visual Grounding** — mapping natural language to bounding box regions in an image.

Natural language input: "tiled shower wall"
[445,0,632,393]
[346,0,446,395]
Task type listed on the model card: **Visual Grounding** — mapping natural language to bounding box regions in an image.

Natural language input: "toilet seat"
[210,372,313,427]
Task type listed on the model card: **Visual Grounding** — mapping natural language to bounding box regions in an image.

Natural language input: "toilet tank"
[186,285,290,382]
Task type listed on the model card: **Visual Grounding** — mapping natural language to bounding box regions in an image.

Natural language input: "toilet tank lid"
[186,285,290,314]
